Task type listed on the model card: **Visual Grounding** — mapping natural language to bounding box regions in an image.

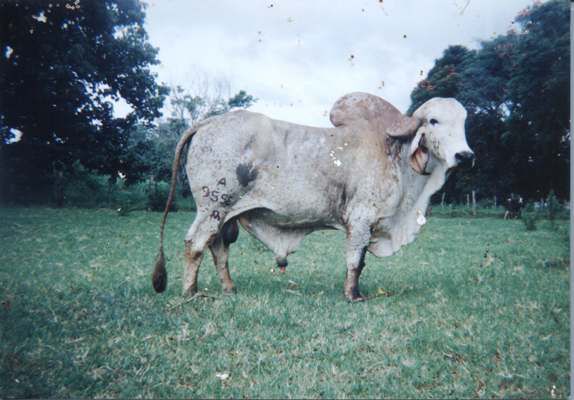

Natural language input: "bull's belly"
[238,208,339,259]
[242,207,340,231]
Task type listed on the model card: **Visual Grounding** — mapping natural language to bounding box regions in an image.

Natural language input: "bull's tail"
[152,121,207,293]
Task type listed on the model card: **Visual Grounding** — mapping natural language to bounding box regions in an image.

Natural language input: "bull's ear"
[386,115,422,137]
[409,130,429,175]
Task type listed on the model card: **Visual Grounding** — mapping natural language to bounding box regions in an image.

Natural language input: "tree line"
[0,0,569,207]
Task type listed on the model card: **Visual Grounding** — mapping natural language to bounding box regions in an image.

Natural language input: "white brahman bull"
[152,92,473,301]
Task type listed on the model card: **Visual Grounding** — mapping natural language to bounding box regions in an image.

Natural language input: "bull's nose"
[455,151,475,166]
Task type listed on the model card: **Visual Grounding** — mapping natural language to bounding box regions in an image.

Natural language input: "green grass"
[0,207,569,398]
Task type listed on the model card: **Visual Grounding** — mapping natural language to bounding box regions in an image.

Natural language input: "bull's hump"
[329,92,402,129]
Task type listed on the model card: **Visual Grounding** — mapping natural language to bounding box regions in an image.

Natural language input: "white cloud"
[143,0,539,126]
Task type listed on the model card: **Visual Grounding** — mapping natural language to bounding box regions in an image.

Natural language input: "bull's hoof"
[346,294,367,302]
[345,289,367,302]
[223,286,237,295]
[344,282,366,302]
[183,285,198,298]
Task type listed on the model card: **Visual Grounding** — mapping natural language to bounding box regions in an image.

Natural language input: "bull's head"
[387,97,473,174]
[330,92,473,175]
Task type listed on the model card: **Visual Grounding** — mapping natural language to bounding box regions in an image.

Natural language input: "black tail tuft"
[152,249,167,293]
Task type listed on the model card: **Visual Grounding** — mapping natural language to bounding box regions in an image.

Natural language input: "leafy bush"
[175,191,196,212]
[521,203,538,231]
[431,204,502,219]
[115,182,148,215]
[476,198,496,209]
[3,157,198,212]
[546,190,561,225]
[147,181,177,212]
[116,206,131,216]
[448,206,474,218]
[63,161,119,208]
[61,162,186,213]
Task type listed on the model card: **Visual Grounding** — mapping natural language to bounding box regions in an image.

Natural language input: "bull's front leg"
[344,221,371,302]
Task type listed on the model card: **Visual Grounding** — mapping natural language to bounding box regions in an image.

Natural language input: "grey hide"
[153,92,473,301]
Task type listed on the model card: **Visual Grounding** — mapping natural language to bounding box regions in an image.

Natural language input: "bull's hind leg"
[183,212,221,297]
[209,220,239,294]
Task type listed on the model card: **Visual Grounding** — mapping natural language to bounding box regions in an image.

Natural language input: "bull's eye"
[429,118,438,126]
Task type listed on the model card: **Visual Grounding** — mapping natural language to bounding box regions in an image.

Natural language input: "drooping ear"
[386,115,423,137]
[409,129,429,175]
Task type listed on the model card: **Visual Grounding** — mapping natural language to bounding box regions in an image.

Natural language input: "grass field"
[0,207,569,398]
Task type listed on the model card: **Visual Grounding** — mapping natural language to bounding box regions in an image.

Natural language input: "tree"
[408,45,475,115]
[407,0,569,202]
[506,0,570,198]
[227,90,256,111]
[456,34,520,200]
[169,85,256,127]
[0,0,168,202]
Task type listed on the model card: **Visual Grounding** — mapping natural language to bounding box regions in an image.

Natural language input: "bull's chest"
[367,169,404,219]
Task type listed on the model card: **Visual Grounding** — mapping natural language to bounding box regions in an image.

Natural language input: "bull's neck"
[370,138,449,256]
[397,144,447,216]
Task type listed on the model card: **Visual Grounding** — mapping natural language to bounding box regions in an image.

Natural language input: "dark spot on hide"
[222,219,239,245]
[236,163,258,187]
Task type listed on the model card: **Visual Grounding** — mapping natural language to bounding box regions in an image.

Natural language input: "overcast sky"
[141,0,539,127]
